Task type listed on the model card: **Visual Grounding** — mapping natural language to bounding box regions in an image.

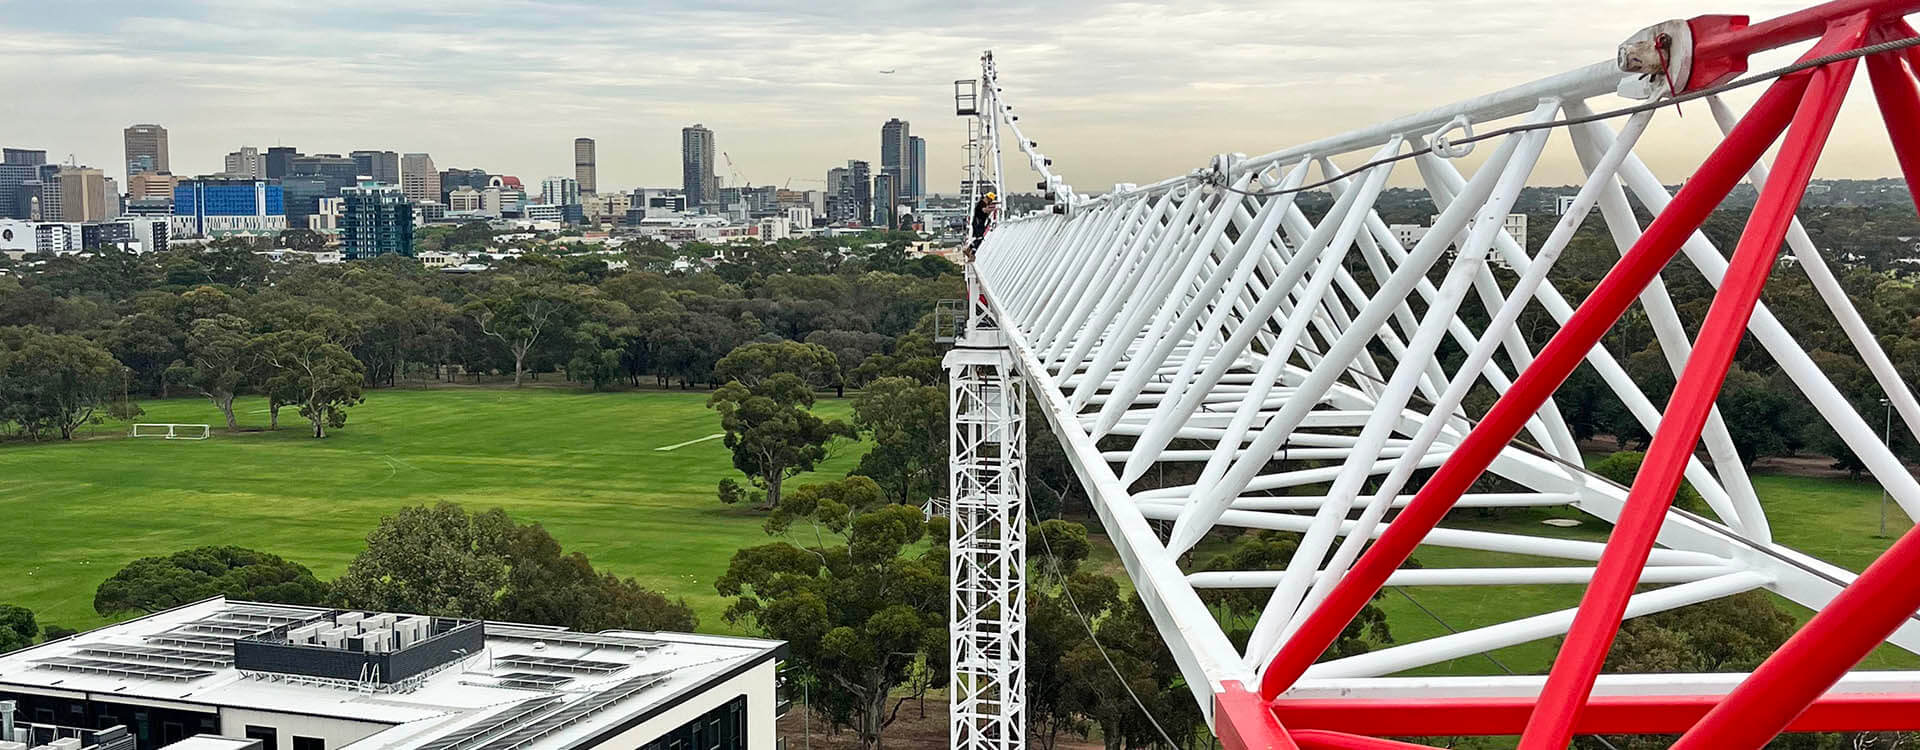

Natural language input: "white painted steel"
[952,34,1920,735]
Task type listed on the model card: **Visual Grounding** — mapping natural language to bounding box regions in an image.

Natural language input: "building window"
[245,725,279,750]
[292,737,324,750]
[639,695,747,750]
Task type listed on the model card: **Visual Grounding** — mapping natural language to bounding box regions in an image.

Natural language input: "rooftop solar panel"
[77,644,233,668]
[476,674,669,750]
[494,672,575,689]
[146,633,235,650]
[485,626,668,652]
[415,696,566,750]
[34,656,216,682]
[491,654,626,674]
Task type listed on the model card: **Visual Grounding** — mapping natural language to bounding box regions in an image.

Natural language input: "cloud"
[0,0,1899,193]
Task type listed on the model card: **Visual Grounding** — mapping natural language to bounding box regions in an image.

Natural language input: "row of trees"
[0,231,961,440]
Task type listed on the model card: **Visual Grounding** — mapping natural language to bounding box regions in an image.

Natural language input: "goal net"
[130,423,212,440]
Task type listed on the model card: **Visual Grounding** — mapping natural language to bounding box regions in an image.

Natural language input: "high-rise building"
[0,149,44,219]
[341,183,414,258]
[3,148,46,166]
[909,136,927,201]
[265,146,299,179]
[171,177,287,237]
[574,138,597,194]
[681,124,717,211]
[56,167,112,222]
[400,153,439,205]
[122,124,169,178]
[292,154,359,193]
[541,176,580,208]
[838,160,871,225]
[351,150,402,184]
[880,118,910,201]
[223,147,265,178]
[872,172,897,229]
[128,171,179,202]
[280,175,331,228]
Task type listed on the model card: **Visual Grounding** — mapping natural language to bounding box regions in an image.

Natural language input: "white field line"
[655,433,726,452]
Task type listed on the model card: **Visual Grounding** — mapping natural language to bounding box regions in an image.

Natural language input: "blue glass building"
[171,178,287,237]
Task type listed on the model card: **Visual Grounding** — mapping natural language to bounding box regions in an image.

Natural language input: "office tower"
[266,146,299,179]
[340,183,414,259]
[0,150,44,219]
[350,150,401,184]
[3,148,46,166]
[128,171,179,202]
[291,154,359,199]
[279,175,331,228]
[681,124,716,211]
[574,138,597,194]
[541,176,580,207]
[839,160,871,225]
[170,177,287,237]
[880,118,910,201]
[872,172,897,229]
[224,147,265,178]
[400,153,439,205]
[54,167,111,222]
[909,136,927,200]
[123,124,169,177]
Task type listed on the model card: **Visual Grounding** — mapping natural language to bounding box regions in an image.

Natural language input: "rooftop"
[0,598,782,750]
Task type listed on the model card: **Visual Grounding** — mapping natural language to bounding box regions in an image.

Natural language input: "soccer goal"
[130,423,212,440]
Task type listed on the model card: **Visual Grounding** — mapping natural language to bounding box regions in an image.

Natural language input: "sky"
[0,0,1907,195]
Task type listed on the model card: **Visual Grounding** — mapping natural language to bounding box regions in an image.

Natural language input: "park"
[2,383,1912,677]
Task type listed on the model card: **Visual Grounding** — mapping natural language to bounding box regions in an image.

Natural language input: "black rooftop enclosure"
[233,611,484,684]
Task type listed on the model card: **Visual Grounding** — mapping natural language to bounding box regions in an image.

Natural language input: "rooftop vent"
[234,610,483,692]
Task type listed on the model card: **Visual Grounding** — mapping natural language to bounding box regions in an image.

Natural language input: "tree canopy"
[93,546,328,616]
[334,502,696,631]
[709,373,854,510]
[717,483,945,750]
[0,604,36,655]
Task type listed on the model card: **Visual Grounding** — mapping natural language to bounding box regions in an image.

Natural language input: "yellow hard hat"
[985,192,997,201]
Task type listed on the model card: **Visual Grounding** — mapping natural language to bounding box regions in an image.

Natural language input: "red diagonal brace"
[1288,731,1433,750]
[1258,62,1813,701]
[1670,25,1920,750]
[1867,22,1920,216]
[1273,693,1920,737]
[1517,18,1868,750]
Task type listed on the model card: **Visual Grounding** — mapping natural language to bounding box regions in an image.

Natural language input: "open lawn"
[0,387,869,633]
[7,387,1916,677]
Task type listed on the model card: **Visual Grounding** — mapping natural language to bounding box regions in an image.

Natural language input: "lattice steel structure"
[946,303,1029,750]
[957,1,1920,747]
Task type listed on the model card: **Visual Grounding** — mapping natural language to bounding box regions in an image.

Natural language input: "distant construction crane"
[721,151,747,188]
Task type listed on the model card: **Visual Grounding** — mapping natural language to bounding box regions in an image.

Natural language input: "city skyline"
[7,0,1911,198]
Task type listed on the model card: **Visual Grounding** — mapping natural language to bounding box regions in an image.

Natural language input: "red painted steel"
[1867,28,1920,215]
[1672,534,1920,747]
[1665,27,1920,750]
[1257,67,1812,701]
[1688,0,1920,87]
[1271,694,1920,737]
[1514,19,1867,750]
[1288,732,1432,750]
[1215,682,1301,750]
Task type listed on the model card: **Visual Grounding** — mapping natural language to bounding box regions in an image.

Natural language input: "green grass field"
[4,386,1915,677]
[0,387,868,633]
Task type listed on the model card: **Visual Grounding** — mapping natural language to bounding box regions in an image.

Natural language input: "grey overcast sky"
[0,0,1905,194]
